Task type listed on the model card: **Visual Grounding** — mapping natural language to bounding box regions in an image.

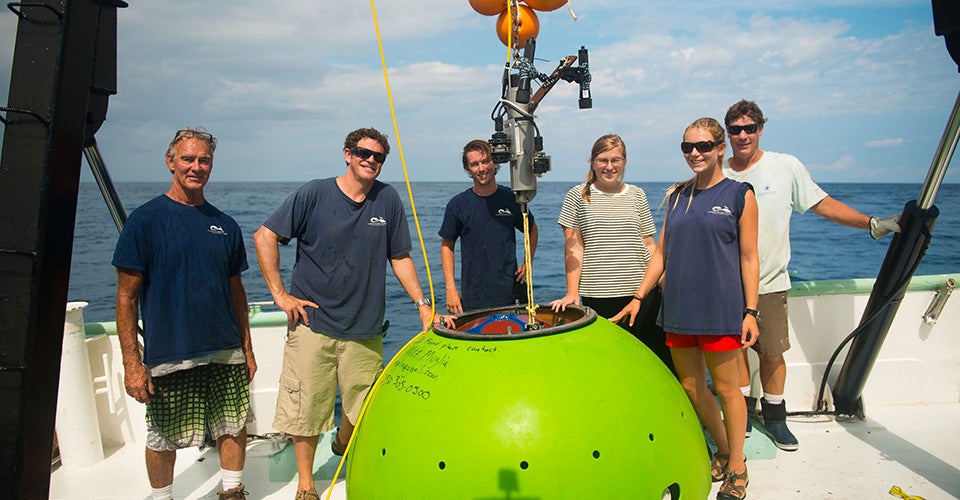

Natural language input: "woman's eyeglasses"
[593,157,624,167]
[680,140,721,154]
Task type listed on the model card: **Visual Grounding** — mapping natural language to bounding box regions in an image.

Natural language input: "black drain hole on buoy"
[438,461,446,470]
[592,450,600,459]
[519,461,529,470]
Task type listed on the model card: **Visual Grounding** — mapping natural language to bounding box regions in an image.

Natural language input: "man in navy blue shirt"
[439,139,538,313]
[114,127,255,500]
[254,128,433,500]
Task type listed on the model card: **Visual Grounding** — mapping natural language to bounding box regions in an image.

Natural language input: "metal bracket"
[0,106,50,126]
[6,2,63,20]
[922,277,956,325]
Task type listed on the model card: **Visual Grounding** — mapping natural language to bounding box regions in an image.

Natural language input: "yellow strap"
[889,485,927,500]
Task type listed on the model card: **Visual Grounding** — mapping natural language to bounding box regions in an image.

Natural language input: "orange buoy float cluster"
[469,0,567,48]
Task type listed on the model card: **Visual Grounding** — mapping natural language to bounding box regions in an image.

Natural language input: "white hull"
[50,274,960,499]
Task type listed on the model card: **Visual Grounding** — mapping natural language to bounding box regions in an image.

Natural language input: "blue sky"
[1,0,958,184]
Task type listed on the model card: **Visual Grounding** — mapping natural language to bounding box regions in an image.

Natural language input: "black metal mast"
[0,1,125,497]
[831,0,959,418]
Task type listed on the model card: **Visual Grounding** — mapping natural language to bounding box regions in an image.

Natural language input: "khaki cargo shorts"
[273,323,383,437]
[752,291,790,357]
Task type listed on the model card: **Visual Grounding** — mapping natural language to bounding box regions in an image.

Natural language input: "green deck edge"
[82,273,959,337]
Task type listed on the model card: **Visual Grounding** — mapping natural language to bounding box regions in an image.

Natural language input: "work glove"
[869,215,901,239]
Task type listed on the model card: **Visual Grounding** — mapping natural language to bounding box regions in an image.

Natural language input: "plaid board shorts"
[145,363,250,452]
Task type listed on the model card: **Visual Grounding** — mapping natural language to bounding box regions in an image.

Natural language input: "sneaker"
[760,398,799,451]
[217,483,247,500]
[295,488,320,500]
[744,396,757,438]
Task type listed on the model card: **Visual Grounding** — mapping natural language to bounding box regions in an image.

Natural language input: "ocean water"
[69,181,959,360]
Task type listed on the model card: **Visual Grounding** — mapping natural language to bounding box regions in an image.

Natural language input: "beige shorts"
[273,323,383,437]
[752,291,790,357]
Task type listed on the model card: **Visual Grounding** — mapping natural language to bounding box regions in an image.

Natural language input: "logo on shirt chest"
[208,225,228,235]
[496,208,513,217]
[368,216,387,227]
[708,205,733,217]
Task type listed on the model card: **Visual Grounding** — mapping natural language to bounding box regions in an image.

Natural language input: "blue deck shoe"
[744,396,757,438]
[760,398,799,451]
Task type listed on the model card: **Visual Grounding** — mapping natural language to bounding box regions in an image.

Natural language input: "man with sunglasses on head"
[254,127,433,500]
[721,100,900,452]
[113,127,256,500]
[439,139,538,314]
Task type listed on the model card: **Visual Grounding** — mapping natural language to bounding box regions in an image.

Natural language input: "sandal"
[717,463,749,500]
[710,452,729,482]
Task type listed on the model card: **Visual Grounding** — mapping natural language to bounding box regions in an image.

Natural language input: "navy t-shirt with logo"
[438,185,532,310]
[263,177,412,339]
[112,195,248,364]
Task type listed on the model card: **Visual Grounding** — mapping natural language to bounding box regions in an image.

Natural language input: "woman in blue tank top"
[613,117,759,500]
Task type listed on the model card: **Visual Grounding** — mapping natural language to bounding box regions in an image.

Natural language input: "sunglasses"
[680,140,721,154]
[350,146,386,164]
[173,129,215,142]
[726,123,759,135]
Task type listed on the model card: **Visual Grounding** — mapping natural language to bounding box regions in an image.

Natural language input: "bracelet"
[632,294,644,302]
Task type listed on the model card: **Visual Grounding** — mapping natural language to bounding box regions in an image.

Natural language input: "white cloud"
[1,1,956,184]
[866,138,905,148]
[810,154,856,172]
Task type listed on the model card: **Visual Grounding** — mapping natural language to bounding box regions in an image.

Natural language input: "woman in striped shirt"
[549,134,674,374]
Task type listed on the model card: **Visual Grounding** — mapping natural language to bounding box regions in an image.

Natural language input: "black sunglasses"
[726,123,759,135]
[680,140,721,154]
[350,146,386,164]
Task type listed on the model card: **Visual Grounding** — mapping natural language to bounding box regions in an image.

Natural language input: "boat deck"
[51,277,960,498]
[50,402,960,499]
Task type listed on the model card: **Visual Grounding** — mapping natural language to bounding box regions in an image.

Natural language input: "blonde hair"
[582,134,626,202]
[662,117,726,213]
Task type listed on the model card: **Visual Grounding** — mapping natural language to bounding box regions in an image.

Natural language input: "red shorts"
[665,332,741,352]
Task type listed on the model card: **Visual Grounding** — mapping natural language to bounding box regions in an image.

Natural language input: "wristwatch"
[744,308,760,319]
[414,297,431,310]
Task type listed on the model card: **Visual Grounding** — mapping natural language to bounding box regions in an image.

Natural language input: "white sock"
[763,393,784,405]
[151,484,173,500]
[221,468,243,491]
[740,386,752,397]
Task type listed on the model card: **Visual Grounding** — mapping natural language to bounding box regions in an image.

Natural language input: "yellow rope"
[522,208,537,322]
[323,1,437,497]
[506,0,514,63]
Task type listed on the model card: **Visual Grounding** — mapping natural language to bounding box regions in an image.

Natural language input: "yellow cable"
[506,0,513,63]
[323,1,437,497]
[522,208,537,322]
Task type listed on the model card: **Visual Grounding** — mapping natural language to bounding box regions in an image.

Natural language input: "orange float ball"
[469,0,507,16]
[522,0,567,12]
[496,5,540,49]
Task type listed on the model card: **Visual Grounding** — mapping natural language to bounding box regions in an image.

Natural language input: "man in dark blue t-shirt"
[254,127,433,500]
[439,139,538,313]
[113,127,255,500]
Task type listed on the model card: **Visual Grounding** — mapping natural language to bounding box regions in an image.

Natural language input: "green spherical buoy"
[346,305,710,499]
